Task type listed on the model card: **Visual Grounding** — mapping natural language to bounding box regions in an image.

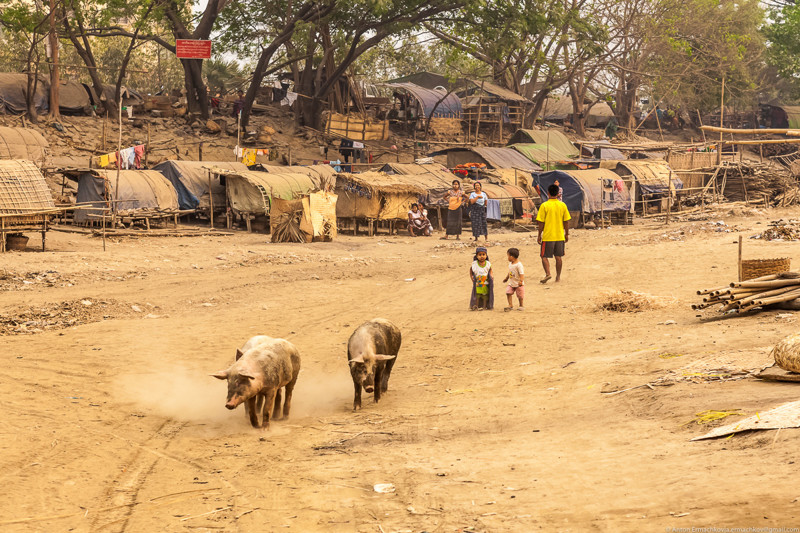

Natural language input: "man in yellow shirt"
[536,183,571,283]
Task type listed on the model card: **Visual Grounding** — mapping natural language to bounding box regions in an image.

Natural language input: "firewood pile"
[719,161,797,205]
[693,272,800,315]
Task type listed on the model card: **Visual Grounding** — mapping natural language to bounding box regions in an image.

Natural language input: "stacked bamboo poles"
[694,273,800,314]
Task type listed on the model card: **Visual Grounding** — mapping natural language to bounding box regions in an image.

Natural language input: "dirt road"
[2,209,800,532]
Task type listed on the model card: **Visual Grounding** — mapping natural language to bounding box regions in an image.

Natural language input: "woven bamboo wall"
[326,113,389,141]
[0,159,55,216]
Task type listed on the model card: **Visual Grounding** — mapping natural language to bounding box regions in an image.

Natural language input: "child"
[469,246,494,311]
[502,247,525,311]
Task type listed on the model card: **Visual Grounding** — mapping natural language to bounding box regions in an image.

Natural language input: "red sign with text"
[176,40,212,59]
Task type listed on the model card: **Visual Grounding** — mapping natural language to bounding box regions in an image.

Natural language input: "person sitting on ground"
[408,203,432,237]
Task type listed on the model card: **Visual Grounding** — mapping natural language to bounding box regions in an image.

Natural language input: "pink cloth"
[506,285,525,298]
[134,145,145,169]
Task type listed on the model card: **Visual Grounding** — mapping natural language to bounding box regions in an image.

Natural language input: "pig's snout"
[225,396,243,410]
[225,402,237,410]
[364,385,374,393]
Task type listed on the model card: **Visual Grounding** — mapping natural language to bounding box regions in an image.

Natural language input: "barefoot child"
[503,247,524,311]
[469,246,494,310]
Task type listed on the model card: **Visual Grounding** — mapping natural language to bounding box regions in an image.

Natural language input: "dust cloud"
[114,363,355,428]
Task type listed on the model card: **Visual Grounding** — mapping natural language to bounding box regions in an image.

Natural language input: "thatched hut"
[335,171,426,235]
[0,159,56,251]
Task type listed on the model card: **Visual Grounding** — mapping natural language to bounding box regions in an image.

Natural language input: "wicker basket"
[773,333,800,373]
[5,234,29,251]
[741,258,791,280]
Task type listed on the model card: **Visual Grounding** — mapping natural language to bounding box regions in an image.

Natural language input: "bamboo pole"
[718,75,725,165]
[738,235,743,282]
[701,125,800,135]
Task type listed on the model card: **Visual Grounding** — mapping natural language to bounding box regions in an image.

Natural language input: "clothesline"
[95,144,146,170]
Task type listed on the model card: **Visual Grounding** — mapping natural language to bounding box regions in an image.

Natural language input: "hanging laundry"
[99,154,109,167]
[133,145,145,169]
[242,149,256,166]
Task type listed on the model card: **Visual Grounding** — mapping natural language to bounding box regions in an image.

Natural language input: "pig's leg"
[272,388,282,420]
[246,397,260,428]
[381,358,396,393]
[373,365,383,404]
[353,381,362,411]
[255,393,264,415]
[283,379,297,419]
[261,388,277,430]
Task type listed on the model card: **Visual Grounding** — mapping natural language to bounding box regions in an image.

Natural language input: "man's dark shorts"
[540,240,565,258]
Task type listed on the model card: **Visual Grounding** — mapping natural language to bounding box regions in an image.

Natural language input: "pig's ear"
[235,349,244,361]
[210,370,229,380]
[374,354,396,361]
[349,356,364,365]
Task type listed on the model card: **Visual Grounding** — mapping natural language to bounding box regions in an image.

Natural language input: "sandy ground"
[2,208,800,533]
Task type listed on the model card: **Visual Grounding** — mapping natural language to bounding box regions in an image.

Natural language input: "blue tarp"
[531,171,584,213]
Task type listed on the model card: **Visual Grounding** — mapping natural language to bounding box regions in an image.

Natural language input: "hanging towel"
[242,149,256,166]
[99,154,109,167]
[108,152,117,164]
[119,147,134,169]
[133,145,145,168]
[486,199,502,221]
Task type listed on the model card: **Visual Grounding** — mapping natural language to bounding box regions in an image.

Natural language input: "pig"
[347,318,401,411]
[211,335,301,429]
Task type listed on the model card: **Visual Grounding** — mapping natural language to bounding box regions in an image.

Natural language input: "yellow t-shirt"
[536,199,571,241]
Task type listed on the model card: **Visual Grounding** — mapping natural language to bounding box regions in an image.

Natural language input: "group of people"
[468,183,571,310]
[407,179,490,240]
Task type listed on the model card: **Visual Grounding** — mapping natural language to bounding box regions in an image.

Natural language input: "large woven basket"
[773,333,800,373]
[742,258,791,281]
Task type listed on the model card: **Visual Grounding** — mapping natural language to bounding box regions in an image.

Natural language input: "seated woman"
[408,203,432,236]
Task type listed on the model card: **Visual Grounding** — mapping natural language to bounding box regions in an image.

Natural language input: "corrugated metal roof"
[614,160,681,188]
[383,82,461,118]
[468,79,530,103]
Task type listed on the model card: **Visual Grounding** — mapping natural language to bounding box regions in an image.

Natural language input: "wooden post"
[199,142,204,161]
[102,209,106,251]
[1,217,5,253]
[437,206,443,231]
[102,119,107,152]
[718,75,725,165]
[759,144,763,163]
[600,178,604,228]
[288,147,292,166]
[666,192,671,225]
[475,81,485,144]
[738,235,743,282]
[145,122,150,167]
[113,94,123,223]
[208,171,214,229]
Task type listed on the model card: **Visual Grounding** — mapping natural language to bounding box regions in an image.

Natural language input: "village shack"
[464,180,535,222]
[507,129,580,156]
[532,169,632,225]
[217,168,320,232]
[580,140,626,161]
[259,164,337,185]
[0,126,49,167]
[153,160,249,212]
[73,169,180,225]
[382,82,462,123]
[461,79,531,137]
[0,73,48,115]
[604,160,682,213]
[0,159,56,252]
[378,162,454,206]
[335,171,426,235]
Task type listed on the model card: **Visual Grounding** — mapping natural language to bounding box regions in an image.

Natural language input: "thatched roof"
[336,171,427,195]
[378,163,454,189]
[0,159,55,214]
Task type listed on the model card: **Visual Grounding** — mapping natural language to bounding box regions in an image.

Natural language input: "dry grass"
[593,289,667,313]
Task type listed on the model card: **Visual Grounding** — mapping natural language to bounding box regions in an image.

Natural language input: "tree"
[426,0,607,127]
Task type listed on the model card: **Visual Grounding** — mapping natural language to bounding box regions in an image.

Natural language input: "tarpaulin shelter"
[57,80,92,115]
[259,164,337,186]
[335,171,426,222]
[509,144,579,170]
[0,73,47,115]
[0,126,49,167]
[586,102,615,127]
[74,169,179,224]
[219,169,320,217]
[153,160,248,211]
[429,147,542,171]
[540,96,573,122]
[532,169,630,220]
[378,162,455,206]
[609,160,681,212]
[465,180,535,216]
[507,129,579,158]
[0,159,56,252]
[581,140,626,161]
[383,82,461,118]
[384,72,465,92]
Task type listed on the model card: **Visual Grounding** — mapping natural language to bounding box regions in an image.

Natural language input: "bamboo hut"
[0,159,56,252]
[0,126,49,167]
[335,171,427,235]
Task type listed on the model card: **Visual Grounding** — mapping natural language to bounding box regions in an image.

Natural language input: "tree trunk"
[180,59,209,120]
[48,0,60,120]
[25,47,40,123]
[62,7,116,116]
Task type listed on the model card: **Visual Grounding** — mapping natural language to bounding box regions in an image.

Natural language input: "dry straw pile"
[593,289,668,312]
